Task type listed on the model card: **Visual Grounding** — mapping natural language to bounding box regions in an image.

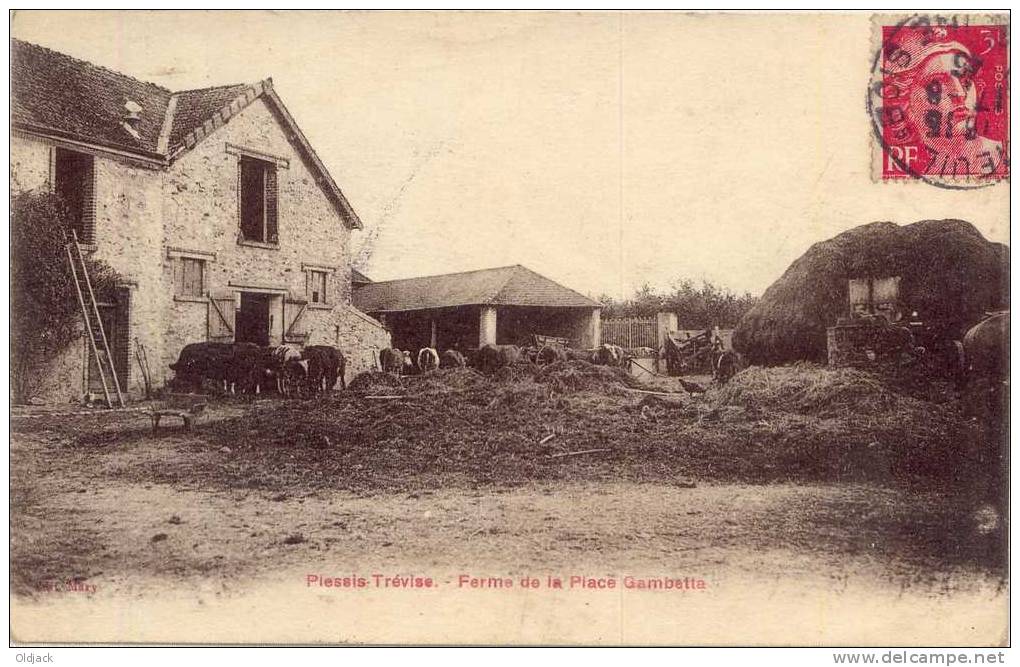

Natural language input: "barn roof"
[351,267,373,284]
[352,265,600,313]
[11,39,361,228]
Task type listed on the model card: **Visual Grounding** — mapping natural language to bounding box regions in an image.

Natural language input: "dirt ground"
[9,366,1009,644]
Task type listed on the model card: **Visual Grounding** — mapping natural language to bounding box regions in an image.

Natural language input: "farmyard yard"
[10,362,1007,643]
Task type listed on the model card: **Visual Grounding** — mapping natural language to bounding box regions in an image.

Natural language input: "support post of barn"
[586,308,602,348]
[430,319,437,349]
[479,306,498,347]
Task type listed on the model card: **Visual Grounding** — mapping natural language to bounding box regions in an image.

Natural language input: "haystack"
[733,219,1009,365]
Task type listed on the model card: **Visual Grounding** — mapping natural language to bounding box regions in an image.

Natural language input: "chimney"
[122,100,142,139]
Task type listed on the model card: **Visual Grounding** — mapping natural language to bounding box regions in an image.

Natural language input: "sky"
[11,11,1009,299]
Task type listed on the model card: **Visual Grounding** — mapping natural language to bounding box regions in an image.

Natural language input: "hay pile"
[714,363,920,417]
[536,360,645,393]
[403,367,490,393]
[347,371,403,393]
[733,219,1009,364]
[493,364,541,383]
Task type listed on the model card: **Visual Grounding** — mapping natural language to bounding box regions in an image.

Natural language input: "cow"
[303,345,346,392]
[281,359,309,396]
[268,344,304,395]
[473,344,502,374]
[956,312,1010,544]
[169,342,274,395]
[229,342,268,394]
[959,312,1009,388]
[473,344,523,374]
[169,342,235,393]
[417,347,440,373]
[401,350,414,375]
[441,349,467,368]
[379,347,405,375]
[593,343,626,367]
[537,344,568,365]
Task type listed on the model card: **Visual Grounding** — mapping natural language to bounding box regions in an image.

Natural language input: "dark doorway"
[54,148,94,243]
[235,292,272,346]
[88,289,129,396]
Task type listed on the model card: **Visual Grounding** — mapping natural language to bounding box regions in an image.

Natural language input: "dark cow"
[229,342,267,394]
[957,312,1009,545]
[169,342,235,392]
[169,342,272,394]
[956,312,1010,423]
[593,343,626,367]
[498,344,523,367]
[379,347,405,375]
[537,345,568,365]
[473,344,501,374]
[473,344,523,373]
[959,312,1009,387]
[303,345,346,392]
[417,347,440,372]
[441,349,467,368]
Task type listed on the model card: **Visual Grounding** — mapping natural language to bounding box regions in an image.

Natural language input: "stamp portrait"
[870,15,1009,186]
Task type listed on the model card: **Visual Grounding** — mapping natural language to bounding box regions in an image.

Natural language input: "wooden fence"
[601,317,658,349]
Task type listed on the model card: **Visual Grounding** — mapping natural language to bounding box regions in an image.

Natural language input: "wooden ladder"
[65,229,124,408]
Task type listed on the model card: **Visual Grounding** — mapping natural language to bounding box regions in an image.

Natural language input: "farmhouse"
[352,265,602,352]
[11,39,389,402]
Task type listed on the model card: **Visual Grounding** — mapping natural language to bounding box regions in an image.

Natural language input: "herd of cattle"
[168,340,747,397]
[379,342,633,376]
[169,342,345,396]
[168,341,646,396]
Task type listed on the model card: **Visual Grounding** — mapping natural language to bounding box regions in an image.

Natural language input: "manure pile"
[178,361,975,494]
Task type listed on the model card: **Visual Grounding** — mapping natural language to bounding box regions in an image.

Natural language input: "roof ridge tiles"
[363,264,522,285]
[12,38,173,93]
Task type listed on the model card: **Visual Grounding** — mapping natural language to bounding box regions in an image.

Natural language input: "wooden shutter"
[265,166,278,244]
[208,292,236,342]
[283,296,309,343]
[181,259,203,297]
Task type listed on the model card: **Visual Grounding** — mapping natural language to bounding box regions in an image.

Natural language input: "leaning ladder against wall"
[65,229,125,408]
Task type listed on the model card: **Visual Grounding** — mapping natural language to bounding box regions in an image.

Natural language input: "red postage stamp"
[870,17,1009,186]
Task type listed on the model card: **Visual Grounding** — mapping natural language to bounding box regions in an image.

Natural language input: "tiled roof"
[11,38,362,229]
[12,38,172,155]
[167,83,251,153]
[352,265,599,313]
[351,268,373,284]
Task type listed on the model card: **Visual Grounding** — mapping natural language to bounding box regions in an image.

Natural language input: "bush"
[10,192,121,403]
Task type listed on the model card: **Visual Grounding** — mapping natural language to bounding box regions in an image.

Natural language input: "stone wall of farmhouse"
[13,95,381,401]
[305,305,391,385]
[158,96,364,385]
[10,134,82,403]
[11,134,51,193]
[17,147,167,402]
[92,158,167,395]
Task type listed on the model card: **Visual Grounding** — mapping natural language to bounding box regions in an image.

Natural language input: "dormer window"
[239,155,278,245]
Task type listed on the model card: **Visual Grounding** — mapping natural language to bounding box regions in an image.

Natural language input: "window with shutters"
[239,156,278,245]
[307,270,328,305]
[178,257,205,297]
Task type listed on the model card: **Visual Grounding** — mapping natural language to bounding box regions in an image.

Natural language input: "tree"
[10,192,121,403]
[599,279,759,328]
